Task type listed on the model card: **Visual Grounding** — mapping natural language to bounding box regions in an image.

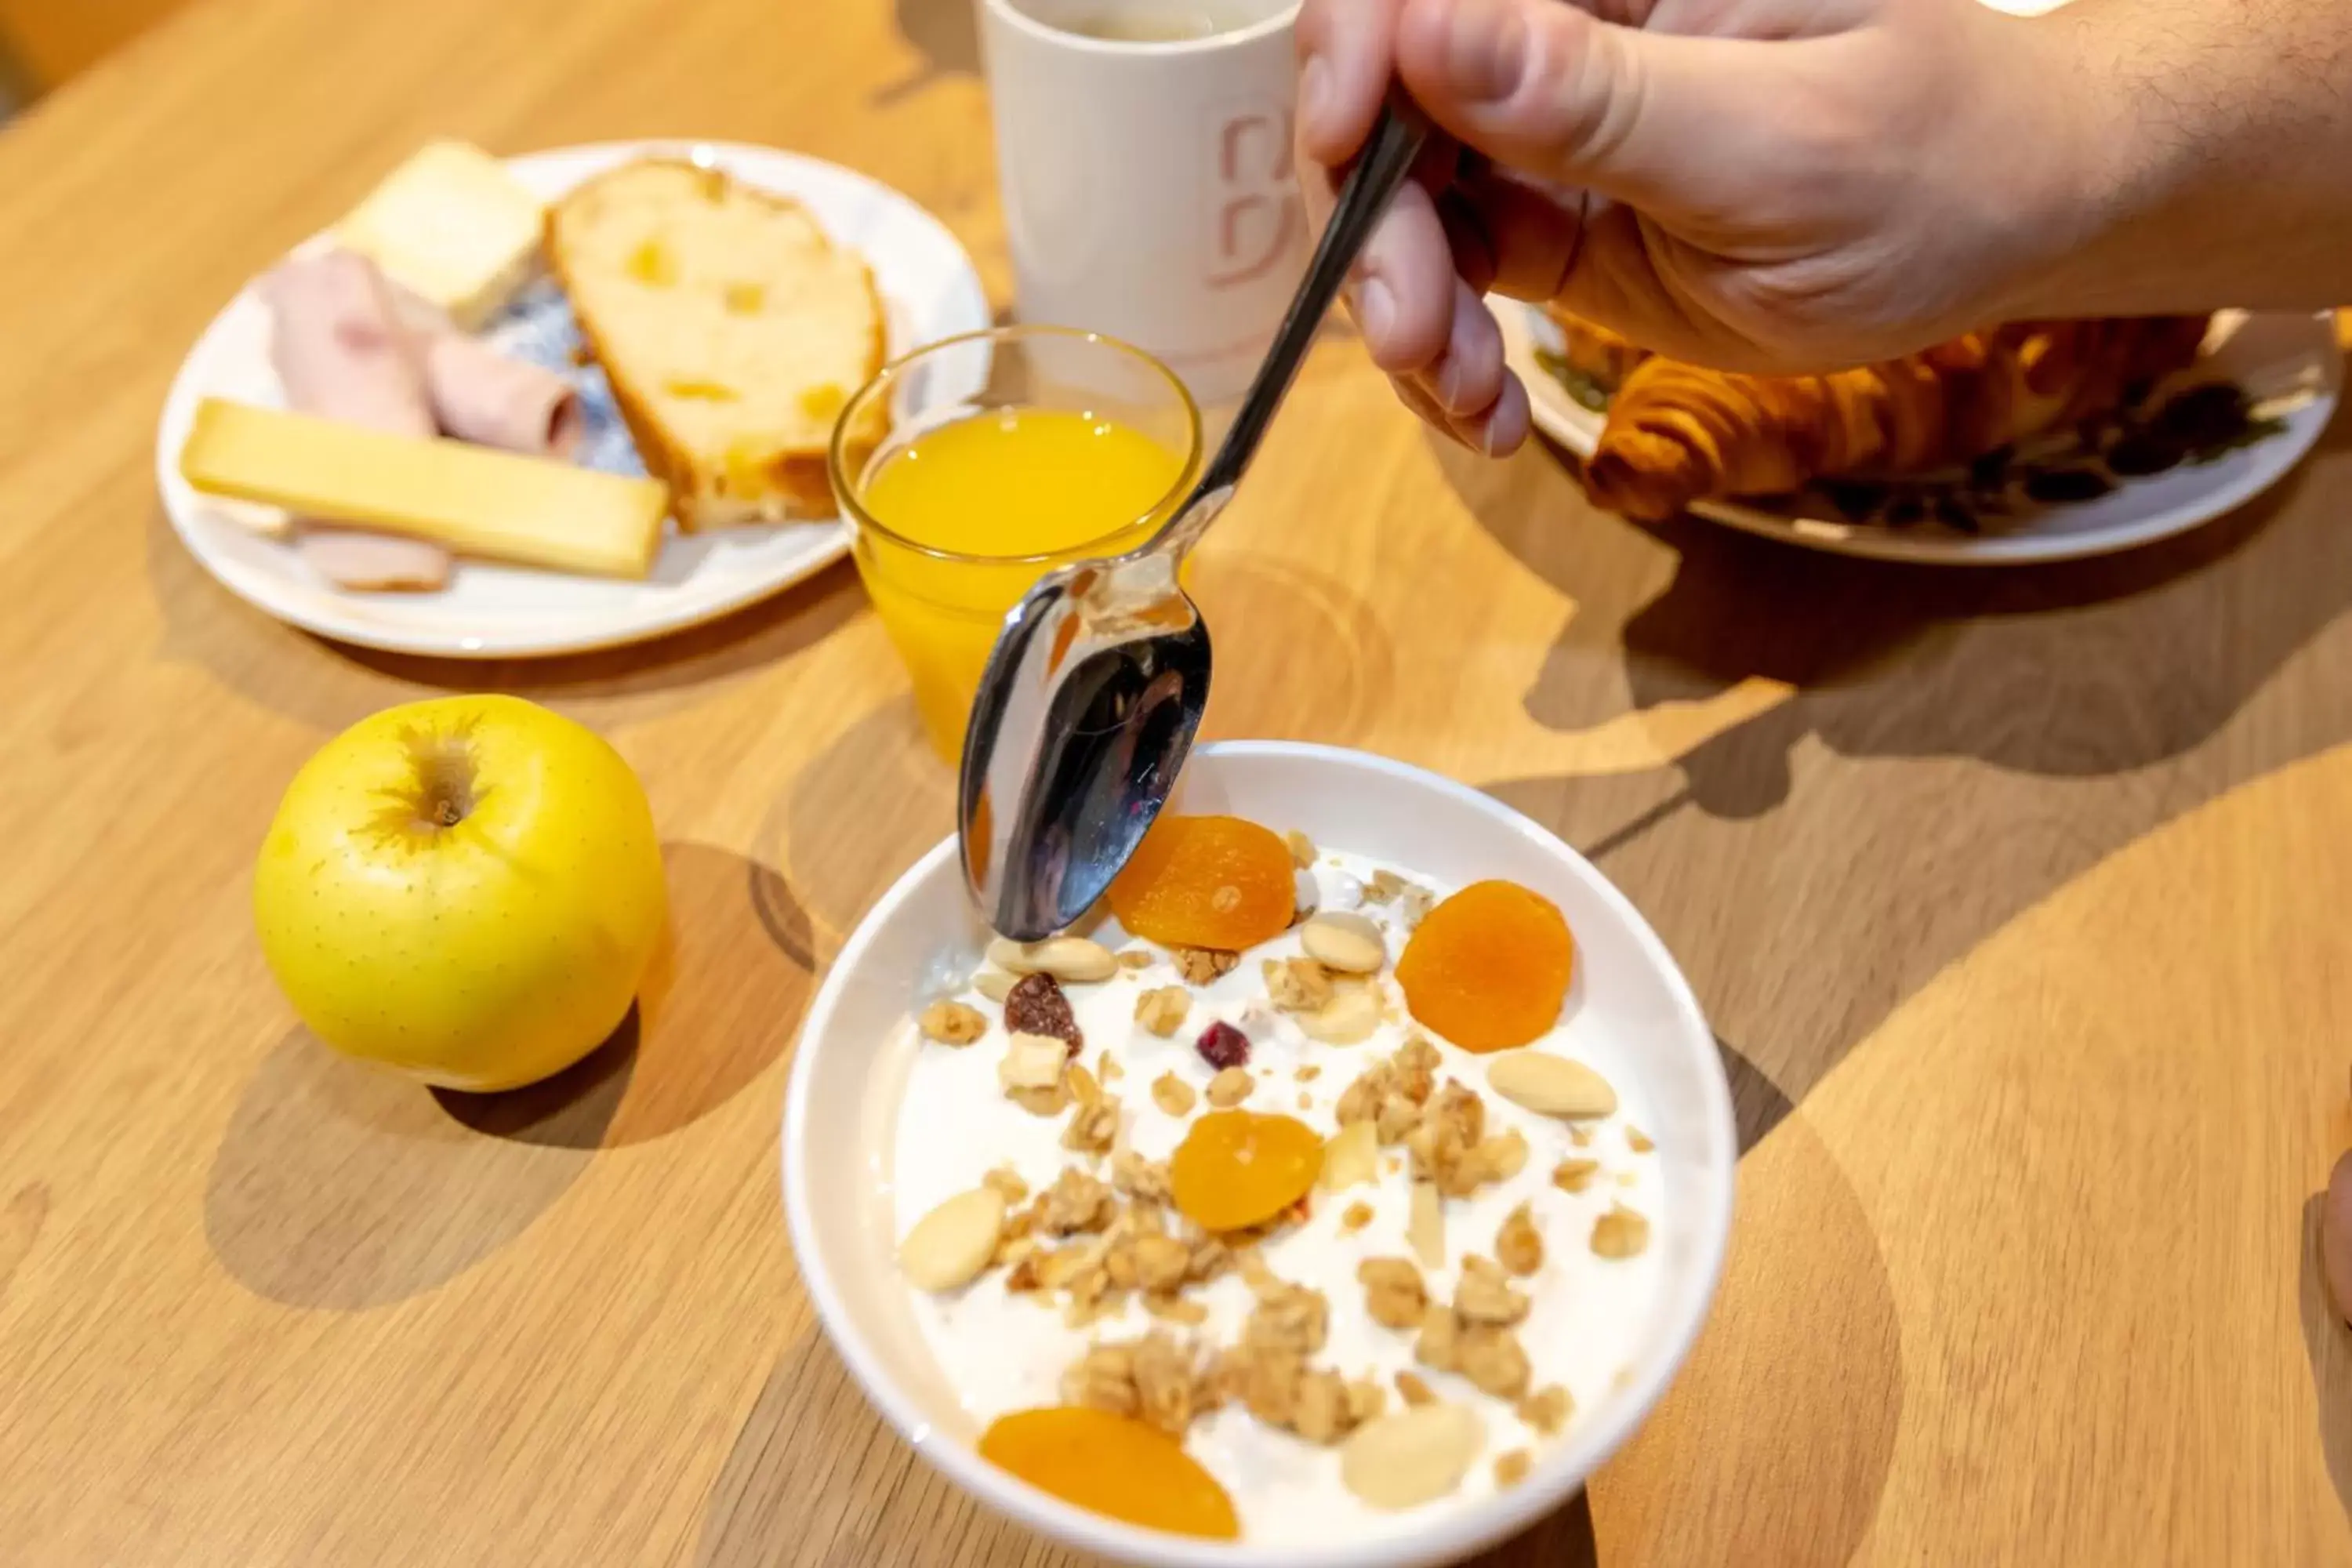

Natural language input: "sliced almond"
[1318,1120,1380,1192]
[986,935,1118,984]
[1486,1052,1618,1120]
[898,1187,1007,1292]
[973,968,1018,1004]
[1407,1180,1444,1269]
[999,1033,1068,1091]
[1299,986,1382,1046]
[1301,911,1386,975]
[1339,1403,1483,1510]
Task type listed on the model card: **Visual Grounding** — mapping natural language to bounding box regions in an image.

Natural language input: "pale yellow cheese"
[179,399,669,579]
[334,140,545,328]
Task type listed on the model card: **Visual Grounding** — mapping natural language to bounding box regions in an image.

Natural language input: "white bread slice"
[547,159,889,529]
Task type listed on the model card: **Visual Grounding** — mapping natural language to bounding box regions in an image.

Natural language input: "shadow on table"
[205,842,808,1309]
[144,504,866,735]
[1429,397,2352,1131]
[2299,1192,2352,1523]
[873,0,983,105]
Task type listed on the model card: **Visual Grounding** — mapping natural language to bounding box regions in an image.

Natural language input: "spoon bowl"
[957,103,1428,939]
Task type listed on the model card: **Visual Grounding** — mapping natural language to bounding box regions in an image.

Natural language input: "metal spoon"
[958,102,1428,940]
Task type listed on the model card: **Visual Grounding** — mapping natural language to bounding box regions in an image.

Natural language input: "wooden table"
[4,0,2350,1563]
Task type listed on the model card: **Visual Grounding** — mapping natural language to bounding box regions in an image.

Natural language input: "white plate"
[783,741,1736,1568]
[1497,301,2341,565]
[158,140,992,658]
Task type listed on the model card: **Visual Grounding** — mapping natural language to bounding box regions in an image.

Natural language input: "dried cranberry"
[1004,972,1083,1054]
[1195,1020,1250,1071]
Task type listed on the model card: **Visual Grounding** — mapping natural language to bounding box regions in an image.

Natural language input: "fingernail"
[1358,277,1396,345]
[1450,0,1527,102]
[1298,56,1329,136]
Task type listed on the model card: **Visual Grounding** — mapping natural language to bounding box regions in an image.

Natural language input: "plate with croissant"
[1497,303,2340,564]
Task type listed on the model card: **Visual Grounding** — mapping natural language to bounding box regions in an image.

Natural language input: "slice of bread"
[547,158,889,529]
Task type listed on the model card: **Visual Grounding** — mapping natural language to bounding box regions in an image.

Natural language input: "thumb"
[1395,0,1774,218]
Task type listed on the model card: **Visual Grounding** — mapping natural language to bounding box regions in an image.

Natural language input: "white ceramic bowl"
[782,742,1737,1567]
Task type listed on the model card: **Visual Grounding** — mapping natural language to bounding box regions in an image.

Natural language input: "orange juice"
[854,408,1189,757]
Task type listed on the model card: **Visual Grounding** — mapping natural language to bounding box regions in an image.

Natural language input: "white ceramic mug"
[978,0,1308,405]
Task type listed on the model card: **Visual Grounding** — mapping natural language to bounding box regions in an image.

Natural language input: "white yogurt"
[889,851,1668,1546]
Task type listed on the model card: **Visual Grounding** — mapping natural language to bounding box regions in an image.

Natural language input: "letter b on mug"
[982,0,1310,404]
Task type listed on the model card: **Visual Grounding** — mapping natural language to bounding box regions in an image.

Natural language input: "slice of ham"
[262,251,456,591]
[385,283,585,457]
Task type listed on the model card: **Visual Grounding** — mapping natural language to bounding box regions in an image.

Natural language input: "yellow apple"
[253,695,667,1091]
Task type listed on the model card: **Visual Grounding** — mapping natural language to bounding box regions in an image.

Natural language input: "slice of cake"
[547,158,889,529]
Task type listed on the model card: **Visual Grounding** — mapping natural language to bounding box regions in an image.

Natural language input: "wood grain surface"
[1,1,2348,1564]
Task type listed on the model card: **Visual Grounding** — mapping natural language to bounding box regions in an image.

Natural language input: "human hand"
[1296,0,2102,452]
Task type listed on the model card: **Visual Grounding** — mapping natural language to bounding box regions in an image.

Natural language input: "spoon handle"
[1156,99,1429,554]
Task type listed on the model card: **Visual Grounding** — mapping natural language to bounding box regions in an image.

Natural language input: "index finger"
[1296,0,1410,166]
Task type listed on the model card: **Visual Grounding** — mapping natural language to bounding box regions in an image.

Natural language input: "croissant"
[1573,317,2211,522]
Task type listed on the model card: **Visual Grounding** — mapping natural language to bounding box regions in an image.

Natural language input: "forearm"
[2009,0,2352,319]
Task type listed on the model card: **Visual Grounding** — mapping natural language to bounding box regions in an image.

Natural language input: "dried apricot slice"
[1169,1109,1324,1232]
[979,1406,1240,1539]
[1108,814,1294,952]
[1396,881,1573,1052]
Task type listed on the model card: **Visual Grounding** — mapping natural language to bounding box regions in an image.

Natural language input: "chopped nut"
[1062,1094,1120,1155]
[1063,1340,1139,1418]
[999,1033,1068,1092]
[1592,1205,1650,1258]
[1172,946,1240,985]
[1185,1232,1232,1284]
[1552,1157,1602,1193]
[1359,1258,1428,1330]
[1298,1091,1313,1110]
[1134,985,1191,1037]
[1008,1081,1070,1117]
[1117,946,1156,971]
[1519,1384,1573,1436]
[1244,1276,1330,1356]
[1145,1295,1209,1326]
[1319,1120,1380,1192]
[973,968,1018,1004]
[1111,1149,1172,1203]
[1150,1072,1197,1116]
[1472,1129,1530,1184]
[1457,1325,1531,1399]
[1264,956,1336,1013]
[1067,1062,1102,1105]
[917,1000,987,1046]
[1285,829,1317,867]
[1039,1168,1116,1236]
[1292,1369,1359,1443]
[1062,1332,1210,1436]
[1205,1066,1254,1108]
[1399,884,1435,927]
[1395,1370,1436,1407]
[1415,1302,1460,1372]
[1454,1255,1530,1327]
[1363,869,1407,905]
[1004,973,1083,1054]
[1096,1051,1123,1084]
[1407,1181,1444,1269]
[1295,1064,1322,1083]
[1376,1093,1421,1145]
[1131,1233,1192,1294]
[1494,1450,1532,1489]
[1627,1126,1655,1153]
[1496,1203,1544,1276]
[981,1167,1029,1205]
[1341,1200,1375,1234]
[1396,1036,1440,1097]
